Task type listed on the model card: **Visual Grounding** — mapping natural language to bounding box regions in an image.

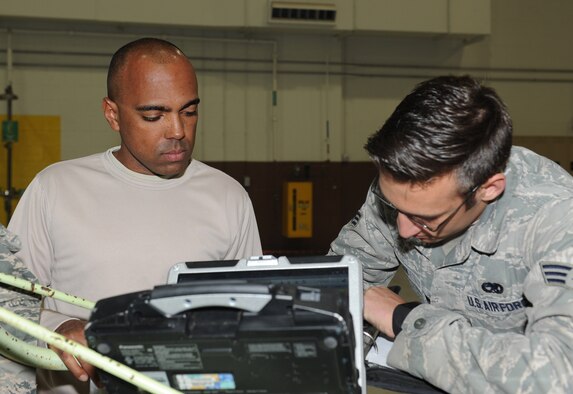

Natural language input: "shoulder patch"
[350,211,362,227]
[540,262,573,288]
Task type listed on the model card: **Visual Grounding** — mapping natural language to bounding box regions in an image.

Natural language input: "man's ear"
[102,97,120,131]
[478,173,506,203]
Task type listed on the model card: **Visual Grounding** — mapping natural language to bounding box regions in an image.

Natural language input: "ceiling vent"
[269,1,337,25]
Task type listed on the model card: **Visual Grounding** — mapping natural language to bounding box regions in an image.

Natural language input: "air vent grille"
[269,2,336,24]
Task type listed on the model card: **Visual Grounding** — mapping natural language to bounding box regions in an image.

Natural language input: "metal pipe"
[2,85,17,223]
[2,29,18,223]
[5,30,13,85]
[2,29,573,78]
[3,59,573,84]
[271,41,278,161]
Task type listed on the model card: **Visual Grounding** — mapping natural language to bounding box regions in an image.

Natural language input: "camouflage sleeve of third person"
[0,224,41,394]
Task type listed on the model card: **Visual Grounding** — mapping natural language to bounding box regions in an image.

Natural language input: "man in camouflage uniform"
[330,76,573,393]
[0,224,40,393]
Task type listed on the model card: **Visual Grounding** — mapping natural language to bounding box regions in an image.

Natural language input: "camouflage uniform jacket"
[330,146,573,393]
[0,224,40,394]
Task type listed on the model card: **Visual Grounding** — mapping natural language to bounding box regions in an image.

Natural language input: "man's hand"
[50,319,101,387]
[364,286,406,339]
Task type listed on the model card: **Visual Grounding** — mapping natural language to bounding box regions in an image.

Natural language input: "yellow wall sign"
[282,181,313,238]
[0,115,60,225]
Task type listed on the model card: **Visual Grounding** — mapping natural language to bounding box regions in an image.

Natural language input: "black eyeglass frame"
[370,177,480,233]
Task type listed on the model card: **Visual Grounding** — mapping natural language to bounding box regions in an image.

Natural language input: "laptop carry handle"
[148,282,275,317]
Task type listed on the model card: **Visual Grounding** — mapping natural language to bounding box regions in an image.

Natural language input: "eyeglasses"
[370,178,479,233]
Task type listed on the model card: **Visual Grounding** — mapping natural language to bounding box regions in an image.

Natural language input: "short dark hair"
[365,75,513,193]
[106,37,185,101]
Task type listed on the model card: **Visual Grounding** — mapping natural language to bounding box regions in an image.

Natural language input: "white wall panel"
[223,72,249,161]
[0,0,490,35]
[276,74,323,161]
[449,0,491,35]
[188,39,276,162]
[0,0,96,20]
[491,81,573,136]
[244,73,273,161]
[343,76,419,161]
[7,67,116,159]
[273,34,344,161]
[489,1,573,69]
[197,72,226,161]
[97,0,247,27]
[354,0,448,34]
[0,0,572,165]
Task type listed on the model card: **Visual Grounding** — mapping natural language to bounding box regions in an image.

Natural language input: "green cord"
[0,273,182,393]
[0,306,182,394]
[0,273,95,310]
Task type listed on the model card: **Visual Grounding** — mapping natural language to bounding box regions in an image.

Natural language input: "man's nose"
[396,213,423,239]
[165,116,185,140]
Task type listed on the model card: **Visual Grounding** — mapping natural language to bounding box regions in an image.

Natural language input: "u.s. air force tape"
[541,262,573,288]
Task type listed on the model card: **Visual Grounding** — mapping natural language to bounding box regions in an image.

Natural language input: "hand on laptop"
[51,319,102,387]
[364,286,406,339]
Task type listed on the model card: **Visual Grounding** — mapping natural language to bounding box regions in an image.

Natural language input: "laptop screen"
[174,266,349,289]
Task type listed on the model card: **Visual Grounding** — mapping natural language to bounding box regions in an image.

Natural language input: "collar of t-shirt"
[103,146,199,190]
